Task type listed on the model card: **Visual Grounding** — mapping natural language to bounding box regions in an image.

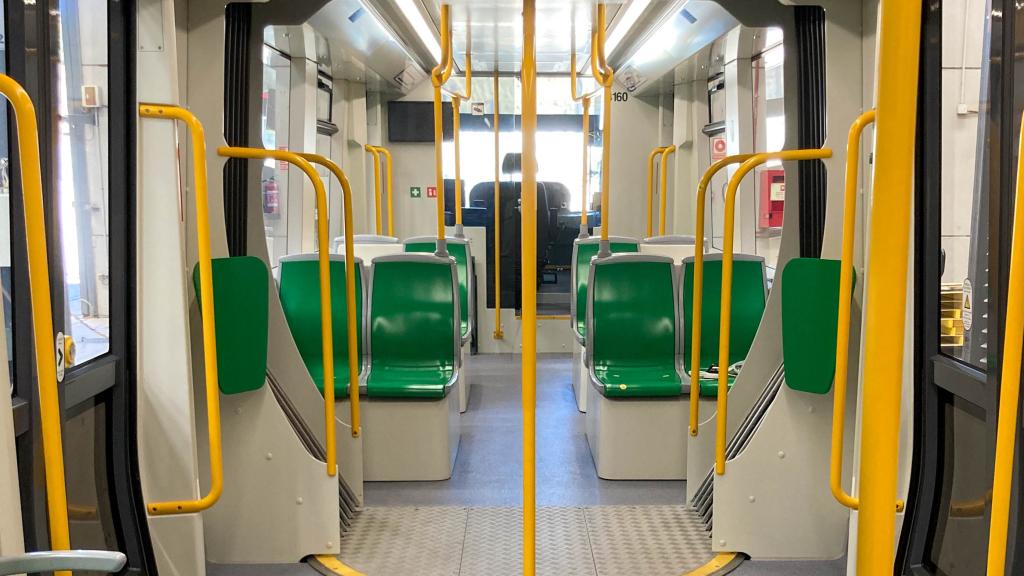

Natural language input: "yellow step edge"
[683,552,741,576]
[311,555,367,576]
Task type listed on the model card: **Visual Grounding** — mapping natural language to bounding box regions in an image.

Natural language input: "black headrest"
[502,153,522,175]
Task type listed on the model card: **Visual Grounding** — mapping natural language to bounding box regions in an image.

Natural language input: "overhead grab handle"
[715,148,833,476]
[139,103,225,515]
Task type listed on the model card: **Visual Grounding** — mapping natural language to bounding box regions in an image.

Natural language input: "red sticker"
[427,186,437,198]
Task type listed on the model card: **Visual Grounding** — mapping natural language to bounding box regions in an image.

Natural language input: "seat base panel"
[362,392,460,481]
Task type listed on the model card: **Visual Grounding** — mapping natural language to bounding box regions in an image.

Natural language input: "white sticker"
[962,279,973,332]
[55,332,65,383]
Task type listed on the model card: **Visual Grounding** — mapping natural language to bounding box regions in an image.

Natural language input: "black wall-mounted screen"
[388,101,453,142]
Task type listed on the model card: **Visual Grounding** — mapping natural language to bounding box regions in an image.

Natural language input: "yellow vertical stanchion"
[522,1,537,573]
[139,104,224,517]
[986,112,1024,576]
[364,145,383,235]
[855,0,921,572]
[216,146,342,471]
[646,146,666,238]
[580,97,591,235]
[1,74,71,575]
[688,153,754,436]
[592,4,614,255]
[448,42,471,238]
[716,148,832,475]
[431,4,454,253]
[376,146,395,237]
[493,72,504,340]
[298,153,362,440]
[658,144,677,236]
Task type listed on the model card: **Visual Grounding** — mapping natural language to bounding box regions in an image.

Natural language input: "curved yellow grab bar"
[217,146,343,477]
[987,108,1024,576]
[1,74,71,570]
[689,153,756,437]
[431,4,455,250]
[522,1,539,573]
[493,72,504,340]
[593,3,615,249]
[646,146,668,237]
[831,110,901,512]
[447,30,471,237]
[579,97,592,235]
[297,153,362,441]
[716,148,833,476]
[658,145,677,236]
[376,146,395,237]
[139,103,224,515]
[364,145,383,235]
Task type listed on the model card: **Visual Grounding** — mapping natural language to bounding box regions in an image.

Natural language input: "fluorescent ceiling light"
[605,0,652,55]
[396,0,441,64]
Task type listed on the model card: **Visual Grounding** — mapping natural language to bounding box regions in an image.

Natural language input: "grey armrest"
[0,550,127,574]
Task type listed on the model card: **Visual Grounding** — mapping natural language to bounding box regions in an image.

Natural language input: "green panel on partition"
[590,258,681,398]
[406,240,471,339]
[781,258,852,395]
[192,256,269,395]
[573,241,639,340]
[367,258,457,399]
[279,258,363,395]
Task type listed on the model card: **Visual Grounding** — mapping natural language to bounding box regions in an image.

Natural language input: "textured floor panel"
[586,505,712,576]
[459,507,597,576]
[338,507,467,576]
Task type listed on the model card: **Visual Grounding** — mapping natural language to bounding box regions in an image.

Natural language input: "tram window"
[708,75,725,124]
[261,44,291,268]
[751,40,785,271]
[937,0,988,369]
[0,3,12,387]
[53,0,111,366]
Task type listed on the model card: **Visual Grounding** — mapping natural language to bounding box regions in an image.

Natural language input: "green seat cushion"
[573,240,639,340]
[278,256,363,395]
[367,257,457,399]
[406,240,471,339]
[192,256,269,395]
[782,258,850,395]
[590,257,680,398]
[697,375,736,397]
[682,257,766,375]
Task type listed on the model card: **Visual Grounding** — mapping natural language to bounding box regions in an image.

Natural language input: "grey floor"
[207,353,846,576]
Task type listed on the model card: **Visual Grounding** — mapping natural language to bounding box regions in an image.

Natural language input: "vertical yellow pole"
[855,0,921,571]
[453,95,464,235]
[0,74,71,575]
[986,114,1024,576]
[431,4,453,252]
[378,146,395,237]
[596,4,613,252]
[581,97,591,234]
[646,146,666,238]
[494,72,504,339]
[659,145,677,236]
[521,1,537,573]
[364,145,382,235]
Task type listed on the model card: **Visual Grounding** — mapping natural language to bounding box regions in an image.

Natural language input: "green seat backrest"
[405,240,470,338]
[370,256,457,372]
[590,257,677,371]
[781,258,851,394]
[573,239,639,339]
[681,256,767,371]
[278,255,363,395]
[192,256,269,395]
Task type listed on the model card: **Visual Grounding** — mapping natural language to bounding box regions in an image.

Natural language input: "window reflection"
[0,2,12,389]
[261,44,291,268]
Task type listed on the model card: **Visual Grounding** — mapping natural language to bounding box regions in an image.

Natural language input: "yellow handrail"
[646,146,667,238]
[716,148,833,476]
[297,153,362,440]
[593,3,614,251]
[431,4,455,251]
[493,72,504,339]
[521,2,538,575]
[376,146,395,237]
[139,103,224,516]
[689,153,755,437]
[1,74,71,573]
[364,145,383,235]
[855,0,921,571]
[658,145,677,236]
[986,109,1024,576]
[580,96,591,234]
[449,33,471,237]
[217,146,342,477]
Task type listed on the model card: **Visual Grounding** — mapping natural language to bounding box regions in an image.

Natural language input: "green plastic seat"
[192,256,269,395]
[781,258,851,395]
[278,253,364,396]
[681,254,767,397]
[587,255,680,398]
[571,236,639,343]
[405,237,472,344]
[366,254,459,399]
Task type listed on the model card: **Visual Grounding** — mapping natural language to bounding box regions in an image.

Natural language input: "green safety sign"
[410,186,422,198]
